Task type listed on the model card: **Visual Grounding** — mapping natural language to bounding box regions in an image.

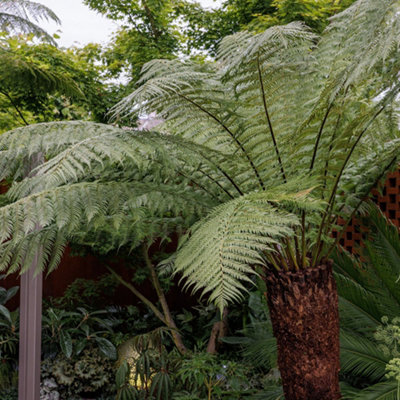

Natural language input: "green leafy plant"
[116,328,175,400]
[42,306,118,360]
[0,283,18,390]
[333,207,400,399]
[49,273,119,310]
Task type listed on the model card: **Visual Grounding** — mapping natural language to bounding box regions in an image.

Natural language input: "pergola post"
[18,266,43,400]
[18,153,44,400]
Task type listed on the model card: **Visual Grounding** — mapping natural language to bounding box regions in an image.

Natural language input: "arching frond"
[174,188,322,311]
[0,0,59,43]
[0,180,216,273]
[336,273,382,335]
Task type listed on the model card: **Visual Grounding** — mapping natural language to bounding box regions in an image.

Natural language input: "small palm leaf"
[352,380,398,400]
[340,332,390,382]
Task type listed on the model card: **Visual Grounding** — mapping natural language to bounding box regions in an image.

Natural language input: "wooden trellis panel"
[334,169,400,254]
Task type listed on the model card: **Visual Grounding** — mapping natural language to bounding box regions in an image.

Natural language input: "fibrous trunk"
[264,262,340,400]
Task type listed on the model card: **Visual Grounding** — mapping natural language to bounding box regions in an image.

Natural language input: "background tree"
[83,0,180,92]
[0,35,121,131]
[177,0,356,55]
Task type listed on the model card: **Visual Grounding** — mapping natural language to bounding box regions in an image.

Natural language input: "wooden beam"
[18,266,43,400]
[18,154,44,400]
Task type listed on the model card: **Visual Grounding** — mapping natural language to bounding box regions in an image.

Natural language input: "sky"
[38,0,219,48]
[38,0,119,47]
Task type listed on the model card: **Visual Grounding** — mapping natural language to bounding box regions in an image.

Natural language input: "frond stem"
[265,253,281,272]
[0,89,29,126]
[177,93,265,190]
[301,211,307,268]
[176,169,220,201]
[256,55,286,183]
[322,112,343,198]
[197,168,234,199]
[309,102,334,171]
[273,244,289,272]
[313,102,389,265]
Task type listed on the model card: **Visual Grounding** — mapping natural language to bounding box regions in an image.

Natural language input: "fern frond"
[174,190,312,311]
[0,0,59,43]
[0,180,215,273]
[336,273,382,334]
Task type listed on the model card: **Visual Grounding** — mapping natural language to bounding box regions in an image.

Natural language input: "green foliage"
[114,0,400,310]
[333,209,400,398]
[0,387,17,400]
[50,273,118,309]
[42,306,118,360]
[177,0,356,55]
[375,317,400,359]
[0,35,119,132]
[0,282,18,390]
[84,0,179,85]
[175,352,252,399]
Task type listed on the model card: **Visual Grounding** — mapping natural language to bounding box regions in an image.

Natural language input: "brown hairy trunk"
[264,262,340,400]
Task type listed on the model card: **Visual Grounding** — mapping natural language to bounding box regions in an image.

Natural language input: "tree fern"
[110,0,400,310]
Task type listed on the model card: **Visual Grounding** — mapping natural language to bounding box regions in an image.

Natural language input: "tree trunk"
[143,245,187,355]
[206,307,228,354]
[263,261,341,400]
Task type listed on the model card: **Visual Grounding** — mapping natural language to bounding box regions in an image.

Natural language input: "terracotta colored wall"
[3,245,194,310]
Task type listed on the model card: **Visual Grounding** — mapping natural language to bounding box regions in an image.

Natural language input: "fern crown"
[2,0,400,310]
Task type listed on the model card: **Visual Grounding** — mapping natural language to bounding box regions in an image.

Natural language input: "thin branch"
[142,244,187,354]
[177,93,265,190]
[106,265,166,325]
[0,89,29,126]
[256,54,286,183]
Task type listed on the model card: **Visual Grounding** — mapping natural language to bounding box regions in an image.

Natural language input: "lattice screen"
[333,169,400,254]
